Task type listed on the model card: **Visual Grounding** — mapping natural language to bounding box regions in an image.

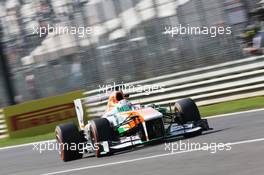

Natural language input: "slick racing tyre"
[55,123,83,162]
[89,118,115,157]
[174,98,201,124]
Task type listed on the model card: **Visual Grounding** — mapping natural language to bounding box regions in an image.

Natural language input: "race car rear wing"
[74,99,86,129]
[73,84,131,129]
[73,94,109,129]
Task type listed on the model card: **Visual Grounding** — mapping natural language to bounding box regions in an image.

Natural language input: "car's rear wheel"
[174,98,201,123]
[89,118,115,157]
[55,123,83,161]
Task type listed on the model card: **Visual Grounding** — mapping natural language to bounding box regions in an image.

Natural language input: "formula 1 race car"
[55,91,211,161]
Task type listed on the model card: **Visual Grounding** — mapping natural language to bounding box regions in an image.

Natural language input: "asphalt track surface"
[1,110,264,175]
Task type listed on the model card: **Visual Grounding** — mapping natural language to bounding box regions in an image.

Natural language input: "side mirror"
[124,94,130,98]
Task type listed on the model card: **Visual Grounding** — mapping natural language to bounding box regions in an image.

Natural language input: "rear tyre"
[89,118,114,157]
[55,123,83,162]
[174,98,201,123]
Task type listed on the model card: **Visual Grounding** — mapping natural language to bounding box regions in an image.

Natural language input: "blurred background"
[0,0,263,107]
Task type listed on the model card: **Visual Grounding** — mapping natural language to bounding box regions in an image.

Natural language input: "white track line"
[42,137,264,175]
[0,108,264,151]
[204,108,264,119]
[0,140,55,151]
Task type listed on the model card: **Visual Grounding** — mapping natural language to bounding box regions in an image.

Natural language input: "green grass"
[1,96,264,148]
[0,132,54,147]
[199,96,264,117]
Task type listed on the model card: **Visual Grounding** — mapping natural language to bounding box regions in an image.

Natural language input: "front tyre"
[174,98,202,138]
[174,98,201,123]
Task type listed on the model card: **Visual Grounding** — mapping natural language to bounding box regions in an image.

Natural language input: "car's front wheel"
[174,98,201,123]
[174,98,202,138]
